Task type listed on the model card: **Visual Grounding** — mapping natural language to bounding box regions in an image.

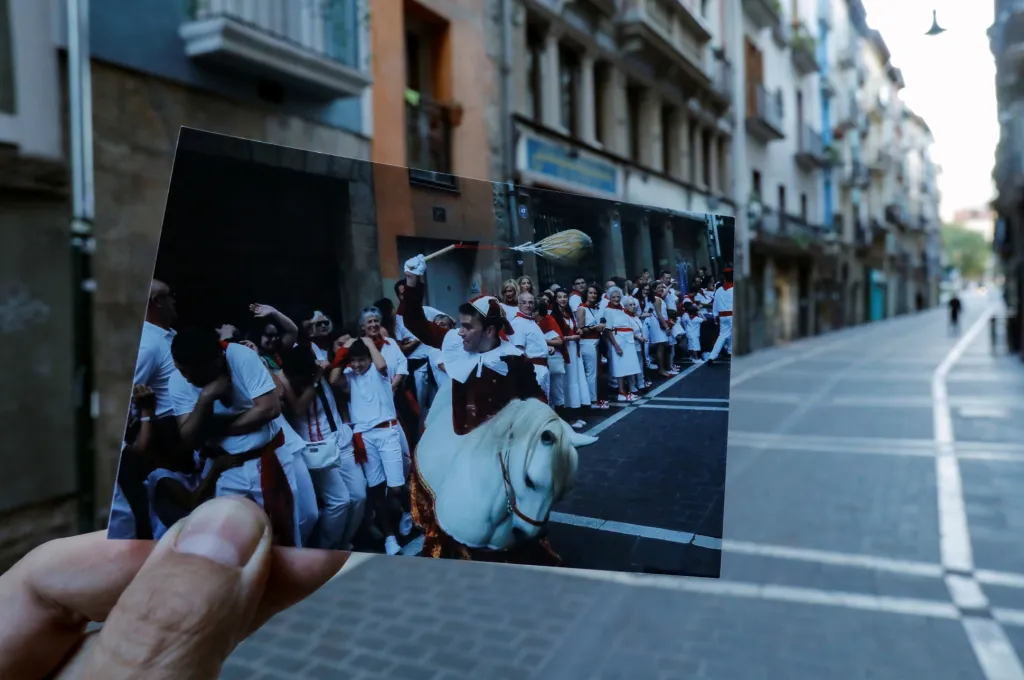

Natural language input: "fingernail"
[174,497,266,568]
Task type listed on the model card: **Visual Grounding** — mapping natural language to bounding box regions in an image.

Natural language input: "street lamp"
[926,9,946,36]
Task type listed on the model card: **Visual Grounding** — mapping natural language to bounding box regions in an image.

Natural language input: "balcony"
[619,0,713,86]
[772,19,791,48]
[834,92,862,134]
[840,160,870,188]
[745,83,785,142]
[996,0,1024,49]
[795,122,826,170]
[406,97,456,189]
[742,0,783,31]
[885,202,909,229]
[868,147,892,176]
[710,53,734,107]
[179,0,370,99]
[790,22,819,75]
[853,217,871,248]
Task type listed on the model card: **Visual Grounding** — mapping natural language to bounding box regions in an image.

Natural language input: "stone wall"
[87,60,371,522]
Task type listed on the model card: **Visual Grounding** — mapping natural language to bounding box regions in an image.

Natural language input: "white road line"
[640,404,730,412]
[508,563,963,620]
[729,335,857,387]
[650,397,731,403]
[995,609,1024,627]
[549,511,723,550]
[979,571,1024,589]
[584,406,634,437]
[933,306,1024,680]
[722,540,945,578]
[728,431,939,453]
[645,362,706,398]
[934,310,994,572]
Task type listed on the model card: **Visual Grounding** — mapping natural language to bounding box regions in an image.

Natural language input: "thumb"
[77,497,273,680]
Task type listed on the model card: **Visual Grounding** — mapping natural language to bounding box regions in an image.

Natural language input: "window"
[627,85,643,163]
[526,26,544,123]
[800,193,808,221]
[687,120,696,181]
[752,170,762,199]
[661,106,673,173]
[594,61,609,146]
[559,46,580,136]
[778,185,787,215]
[701,130,712,188]
[0,0,13,114]
[405,31,422,93]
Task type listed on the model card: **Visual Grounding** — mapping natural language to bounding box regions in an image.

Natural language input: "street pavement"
[221,289,1024,680]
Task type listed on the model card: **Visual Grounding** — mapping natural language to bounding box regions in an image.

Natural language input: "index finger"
[0,532,154,680]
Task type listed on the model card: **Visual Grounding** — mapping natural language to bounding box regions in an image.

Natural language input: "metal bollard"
[991,316,997,353]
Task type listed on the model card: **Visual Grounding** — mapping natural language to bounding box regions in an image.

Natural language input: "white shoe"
[384,535,401,556]
[399,512,414,537]
[572,419,586,429]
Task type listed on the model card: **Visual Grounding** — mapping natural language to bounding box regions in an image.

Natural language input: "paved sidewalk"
[221,291,1024,680]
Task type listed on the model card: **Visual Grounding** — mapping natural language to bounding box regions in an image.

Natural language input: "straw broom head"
[514,229,593,265]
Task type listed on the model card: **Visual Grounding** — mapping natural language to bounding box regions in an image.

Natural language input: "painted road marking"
[550,512,723,550]
[933,305,1024,680]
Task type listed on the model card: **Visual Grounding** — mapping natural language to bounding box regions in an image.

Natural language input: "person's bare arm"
[364,337,389,376]
[250,303,299,348]
[175,377,230,450]
[223,392,282,436]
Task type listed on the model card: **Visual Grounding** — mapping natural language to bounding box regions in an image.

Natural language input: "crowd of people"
[111,259,733,559]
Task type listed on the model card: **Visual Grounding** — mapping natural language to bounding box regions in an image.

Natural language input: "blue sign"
[525,137,618,196]
[519,205,528,219]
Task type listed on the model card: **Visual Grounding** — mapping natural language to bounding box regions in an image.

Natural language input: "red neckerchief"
[539,314,570,363]
[607,302,623,310]
[624,309,637,318]
[370,335,387,351]
[219,340,230,350]
[515,311,534,320]
[724,283,733,291]
[570,291,582,298]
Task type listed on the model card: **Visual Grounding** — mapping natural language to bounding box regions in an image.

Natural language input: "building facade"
[0,0,373,564]
[507,0,736,288]
[991,0,1024,358]
[370,0,513,303]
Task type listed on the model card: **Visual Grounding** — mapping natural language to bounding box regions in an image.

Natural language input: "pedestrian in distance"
[948,293,963,336]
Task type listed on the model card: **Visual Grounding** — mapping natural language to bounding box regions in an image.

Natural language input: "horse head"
[496,400,598,544]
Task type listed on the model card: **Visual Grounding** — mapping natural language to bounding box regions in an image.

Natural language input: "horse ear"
[569,431,598,448]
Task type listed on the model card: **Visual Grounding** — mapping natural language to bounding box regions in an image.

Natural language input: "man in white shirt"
[169,329,311,547]
[394,301,444,424]
[117,279,184,540]
[708,268,734,363]
[568,276,587,313]
[510,292,552,401]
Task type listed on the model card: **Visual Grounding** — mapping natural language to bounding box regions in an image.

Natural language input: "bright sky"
[861,0,997,223]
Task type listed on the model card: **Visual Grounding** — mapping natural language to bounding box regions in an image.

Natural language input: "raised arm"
[399,256,448,349]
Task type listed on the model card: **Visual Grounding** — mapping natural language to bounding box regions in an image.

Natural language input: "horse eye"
[525,475,536,490]
[541,430,556,445]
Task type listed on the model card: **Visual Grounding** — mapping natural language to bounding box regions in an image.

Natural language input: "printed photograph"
[108,128,735,578]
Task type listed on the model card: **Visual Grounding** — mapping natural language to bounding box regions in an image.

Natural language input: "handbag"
[302,381,341,469]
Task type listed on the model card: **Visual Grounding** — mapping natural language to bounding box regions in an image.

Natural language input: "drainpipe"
[68,0,97,533]
[819,6,833,233]
[500,0,522,277]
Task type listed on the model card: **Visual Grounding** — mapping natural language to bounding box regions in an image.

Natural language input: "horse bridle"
[498,433,547,528]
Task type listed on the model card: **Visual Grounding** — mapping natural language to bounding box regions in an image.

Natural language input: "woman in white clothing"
[602,287,643,402]
[636,282,656,370]
[650,282,677,378]
[554,288,589,428]
[500,278,520,320]
[575,284,610,410]
[624,297,650,392]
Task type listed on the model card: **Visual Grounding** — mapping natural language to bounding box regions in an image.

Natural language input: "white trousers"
[359,425,405,488]
[580,340,600,403]
[709,316,733,359]
[533,364,551,403]
[214,447,318,548]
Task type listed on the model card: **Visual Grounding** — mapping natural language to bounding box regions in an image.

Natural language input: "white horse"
[416,385,598,552]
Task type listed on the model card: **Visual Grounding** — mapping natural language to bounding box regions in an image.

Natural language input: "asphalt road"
[220,289,1024,680]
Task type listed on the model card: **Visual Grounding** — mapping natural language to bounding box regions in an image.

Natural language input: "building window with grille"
[0,0,14,114]
[526,26,544,123]
[559,46,579,137]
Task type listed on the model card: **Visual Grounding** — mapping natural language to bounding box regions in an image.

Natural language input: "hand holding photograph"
[109,128,735,579]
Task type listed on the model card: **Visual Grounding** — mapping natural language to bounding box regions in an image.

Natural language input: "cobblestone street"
[221,290,1024,680]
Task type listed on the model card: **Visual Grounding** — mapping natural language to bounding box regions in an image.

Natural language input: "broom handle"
[423,244,459,262]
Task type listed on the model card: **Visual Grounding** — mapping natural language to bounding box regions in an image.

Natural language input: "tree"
[940,223,991,280]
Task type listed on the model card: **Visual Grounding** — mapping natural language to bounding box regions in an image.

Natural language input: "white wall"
[745,1,824,222]
[0,0,62,160]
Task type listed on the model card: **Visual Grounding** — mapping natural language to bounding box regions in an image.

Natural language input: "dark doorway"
[155,149,350,334]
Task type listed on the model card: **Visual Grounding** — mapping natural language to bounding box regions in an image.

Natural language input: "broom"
[423,229,594,266]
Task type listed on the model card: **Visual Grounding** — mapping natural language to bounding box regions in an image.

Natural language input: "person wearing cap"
[707,267,734,363]
[399,255,546,436]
